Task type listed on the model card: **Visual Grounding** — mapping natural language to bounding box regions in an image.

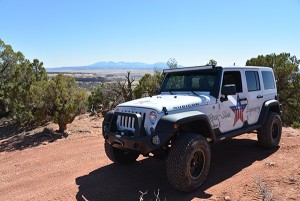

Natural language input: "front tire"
[257,112,282,148]
[104,141,139,164]
[166,133,211,192]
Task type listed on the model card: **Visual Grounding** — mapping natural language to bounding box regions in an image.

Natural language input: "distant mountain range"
[46,61,171,72]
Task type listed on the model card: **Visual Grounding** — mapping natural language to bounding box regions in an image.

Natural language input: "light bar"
[163,65,216,73]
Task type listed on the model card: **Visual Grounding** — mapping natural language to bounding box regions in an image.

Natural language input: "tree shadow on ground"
[0,118,29,140]
[75,138,279,201]
[0,119,66,152]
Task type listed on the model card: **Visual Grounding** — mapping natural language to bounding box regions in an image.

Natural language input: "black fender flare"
[155,111,216,142]
[258,100,281,125]
[102,110,114,136]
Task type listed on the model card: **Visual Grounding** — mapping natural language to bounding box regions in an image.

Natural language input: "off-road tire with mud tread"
[257,112,282,148]
[104,141,139,164]
[166,133,211,192]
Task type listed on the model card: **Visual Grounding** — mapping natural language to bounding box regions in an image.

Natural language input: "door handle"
[257,95,263,99]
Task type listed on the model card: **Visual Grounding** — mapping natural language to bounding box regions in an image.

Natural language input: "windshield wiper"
[168,90,174,95]
[191,91,200,97]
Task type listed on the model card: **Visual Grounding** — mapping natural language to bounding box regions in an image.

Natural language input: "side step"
[215,125,261,141]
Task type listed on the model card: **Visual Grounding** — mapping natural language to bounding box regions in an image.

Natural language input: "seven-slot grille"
[117,109,146,131]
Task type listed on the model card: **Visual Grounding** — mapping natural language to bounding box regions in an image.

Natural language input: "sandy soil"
[0,114,299,201]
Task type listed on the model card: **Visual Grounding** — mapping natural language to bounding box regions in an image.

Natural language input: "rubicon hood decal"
[173,103,200,110]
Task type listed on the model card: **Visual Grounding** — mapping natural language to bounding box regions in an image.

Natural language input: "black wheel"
[166,133,211,192]
[257,112,282,148]
[104,141,139,164]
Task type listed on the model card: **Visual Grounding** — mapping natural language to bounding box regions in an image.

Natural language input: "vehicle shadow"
[75,138,279,201]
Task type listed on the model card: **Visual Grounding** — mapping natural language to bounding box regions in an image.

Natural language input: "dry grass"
[256,178,273,201]
[139,189,166,201]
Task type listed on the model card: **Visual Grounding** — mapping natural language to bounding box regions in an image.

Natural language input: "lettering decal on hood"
[134,100,153,105]
[173,103,200,110]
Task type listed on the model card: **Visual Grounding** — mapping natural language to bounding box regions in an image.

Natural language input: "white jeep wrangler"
[102,65,282,192]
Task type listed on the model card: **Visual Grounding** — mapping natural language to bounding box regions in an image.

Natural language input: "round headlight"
[149,111,157,124]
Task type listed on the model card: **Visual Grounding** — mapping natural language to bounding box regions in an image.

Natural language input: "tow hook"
[112,140,124,146]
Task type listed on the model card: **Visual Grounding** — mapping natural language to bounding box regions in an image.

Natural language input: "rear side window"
[262,71,275,90]
[245,71,260,91]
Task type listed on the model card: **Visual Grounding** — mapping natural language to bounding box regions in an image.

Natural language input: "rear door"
[244,69,264,125]
[261,70,277,101]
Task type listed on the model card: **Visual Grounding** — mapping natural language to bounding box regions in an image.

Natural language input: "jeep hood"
[117,94,214,113]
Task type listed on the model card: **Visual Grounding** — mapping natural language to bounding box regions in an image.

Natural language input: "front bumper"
[102,111,172,155]
[104,131,159,155]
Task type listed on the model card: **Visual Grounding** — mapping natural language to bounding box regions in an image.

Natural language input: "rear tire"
[257,112,282,148]
[166,133,211,192]
[104,141,139,164]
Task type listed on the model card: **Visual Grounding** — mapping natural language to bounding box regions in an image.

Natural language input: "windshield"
[160,70,217,93]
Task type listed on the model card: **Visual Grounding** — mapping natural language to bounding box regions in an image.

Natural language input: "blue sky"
[1,0,300,68]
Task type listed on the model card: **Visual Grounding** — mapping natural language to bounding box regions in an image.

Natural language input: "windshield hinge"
[162,107,168,115]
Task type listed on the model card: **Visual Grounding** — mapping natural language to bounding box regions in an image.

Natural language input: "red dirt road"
[0,114,299,201]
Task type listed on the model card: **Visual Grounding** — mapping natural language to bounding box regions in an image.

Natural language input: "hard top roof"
[163,65,272,73]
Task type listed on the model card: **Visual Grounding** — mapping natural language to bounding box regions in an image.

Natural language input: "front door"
[218,70,248,133]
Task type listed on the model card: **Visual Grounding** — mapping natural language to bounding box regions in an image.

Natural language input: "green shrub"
[291,121,300,129]
[30,74,87,132]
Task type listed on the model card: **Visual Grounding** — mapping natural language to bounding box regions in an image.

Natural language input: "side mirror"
[220,84,236,102]
[221,84,236,96]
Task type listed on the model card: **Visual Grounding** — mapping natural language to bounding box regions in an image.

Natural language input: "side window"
[262,71,275,90]
[222,71,243,93]
[245,71,260,91]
